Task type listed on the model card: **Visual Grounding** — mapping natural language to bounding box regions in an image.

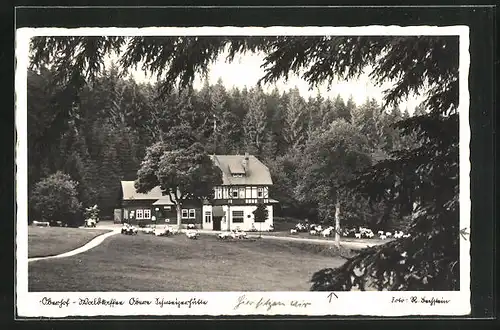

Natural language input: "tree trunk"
[176,204,182,230]
[335,199,341,248]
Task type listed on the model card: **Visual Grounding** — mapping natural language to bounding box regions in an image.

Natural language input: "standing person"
[129,210,135,225]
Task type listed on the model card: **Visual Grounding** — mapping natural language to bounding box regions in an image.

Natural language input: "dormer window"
[228,162,246,177]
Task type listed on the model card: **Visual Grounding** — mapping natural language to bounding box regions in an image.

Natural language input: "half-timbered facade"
[202,153,277,231]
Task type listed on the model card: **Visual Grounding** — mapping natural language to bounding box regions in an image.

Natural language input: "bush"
[84,204,100,222]
[274,216,294,222]
[30,171,83,227]
[273,216,302,231]
[253,202,268,223]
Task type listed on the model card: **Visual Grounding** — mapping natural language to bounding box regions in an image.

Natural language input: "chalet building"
[203,153,277,231]
[120,181,202,227]
[120,153,277,231]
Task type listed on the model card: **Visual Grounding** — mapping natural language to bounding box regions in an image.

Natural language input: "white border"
[15,26,471,318]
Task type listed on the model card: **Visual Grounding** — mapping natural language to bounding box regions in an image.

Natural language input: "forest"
[27,35,460,291]
[28,64,422,229]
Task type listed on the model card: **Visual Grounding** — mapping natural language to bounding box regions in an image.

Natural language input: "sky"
[124,50,424,112]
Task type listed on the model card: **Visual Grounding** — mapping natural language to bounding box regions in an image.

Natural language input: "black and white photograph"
[16,25,471,317]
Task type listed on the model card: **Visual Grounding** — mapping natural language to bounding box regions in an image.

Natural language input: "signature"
[234,295,311,311]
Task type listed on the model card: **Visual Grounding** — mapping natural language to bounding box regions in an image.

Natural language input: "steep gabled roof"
[152,197,175,205]
[121,181,163,200]
[211,155,273,186]
[121,182,178,205]
[122,154,273,202]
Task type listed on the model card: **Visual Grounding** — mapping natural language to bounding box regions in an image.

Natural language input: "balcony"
[210,198,269,206]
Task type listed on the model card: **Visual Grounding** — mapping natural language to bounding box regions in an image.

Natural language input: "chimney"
[242,152,249,172]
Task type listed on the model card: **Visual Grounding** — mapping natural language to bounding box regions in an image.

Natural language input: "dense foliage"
[29,35,460,290]
[253,203,269,223]
[134,142,223,227]
[29,171,83,227]
[295,120,373,226]
[28,65,410,224]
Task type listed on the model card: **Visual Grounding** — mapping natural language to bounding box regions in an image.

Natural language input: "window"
[214,187,222,199]
[232,210,244,223]
[135,209,152,220]
[124,209,129,220]
[257,188,263,198]
[182,209,189,219]
[205,211,212,223]
[189,209,196,219]
[239,188,245,198]
[163,206,171,210]
[232,188,238,198]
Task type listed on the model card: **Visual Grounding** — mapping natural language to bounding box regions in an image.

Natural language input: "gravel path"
[28,229,121,262]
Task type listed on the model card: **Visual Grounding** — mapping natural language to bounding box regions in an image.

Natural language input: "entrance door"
[213,216,222,230]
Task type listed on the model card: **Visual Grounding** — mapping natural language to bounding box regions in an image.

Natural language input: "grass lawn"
[29,234,347,292]
[28,226,112,258]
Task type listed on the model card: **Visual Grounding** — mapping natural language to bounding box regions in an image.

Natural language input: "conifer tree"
[30,35,462,291]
